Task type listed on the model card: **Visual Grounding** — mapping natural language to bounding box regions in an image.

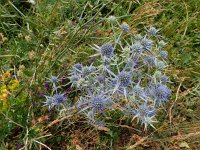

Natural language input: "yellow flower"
[0,88,9,110]
[0,85,10,101]
[122,21,128,24]
[0,71,11,82]
[2,100,8,110]
[8,79,19,91]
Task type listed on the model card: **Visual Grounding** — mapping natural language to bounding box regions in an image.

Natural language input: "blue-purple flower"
[160,50,168,58]
[90,43,114,59]
[91,95,110,113]
[121,23,129,33]
[72,63,83,74]
[42,95,54,110]
[53,93,66,106]
[156,61,166,70]
[159,75,169,83]
[77,92,113,121]
[117,71,132,87]
[134,103,156,130]
[47,75,60,84]
[100,43,114,58]
[132,85,146,98]
[141,37,153,50]
[150,83,171,107]
[82,65,96,77]
[43,93,67,110]
[144,56,156,67]
[96,75,105,84]
[147,27,160,37]
[130,42,143,54]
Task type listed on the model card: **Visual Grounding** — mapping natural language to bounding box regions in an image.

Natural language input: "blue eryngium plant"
[43,17,171,130]
[42,76,67,110]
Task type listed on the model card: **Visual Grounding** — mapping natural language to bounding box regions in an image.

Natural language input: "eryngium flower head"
[53,93,66,108]
[43,95,54,110]
[121,23,129,33]
[72,63,83,74]
[135,104,156,118]
[43,93,66,110]
[91,95,110,113]
[141,37,153,50]
[132,85,146,98]
[151,83,171,106]
[100,43,114,58]
[117,71,132,87]
[147,27,160,36]
[108,16,117,23]
[69,75,79,82]
[156,61,166,70]
[160,50,168,58]
[69,75,79,87]
[134,103,156,130]
[102,58,112,67]
[48,75,59,84]
[144,57,156,67]
[159,75,169,83]
[82,66,96,77]
[130,42,143,54]
[96,75,105,84]
[154,71,162,78]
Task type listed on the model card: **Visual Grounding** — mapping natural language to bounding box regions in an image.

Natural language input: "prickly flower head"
[160,50,168,58]
[72,63,83,74]
[159,75,169,83]
[82,66,96,77]
[121,23,129,33]
[156,61,166,70]
[144,57,156,67]
[108,16,117,23]
[43,95,54,110]
[130,42,143,54]
[151,83,171,106]
[100,43,114,58]
[96,75,105,84]
[48,75,59,84]
[53,93,66,106]
[117,71,132,87]
[141,37,153,50]
[134,103,156,130]
[147,27,160,36]
[132,85,145,98]
[91,95,109,113]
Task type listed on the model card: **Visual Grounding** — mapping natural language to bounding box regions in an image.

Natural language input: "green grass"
[0,0,200,149]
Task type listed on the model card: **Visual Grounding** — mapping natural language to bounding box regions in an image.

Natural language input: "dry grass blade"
[127,136,148,149]
[168,79,184,124]
[167,132,200,142]
[95,125,110,132]
[46,115,73,128]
